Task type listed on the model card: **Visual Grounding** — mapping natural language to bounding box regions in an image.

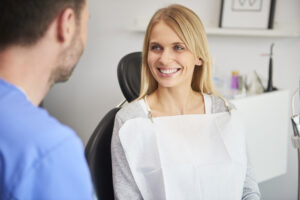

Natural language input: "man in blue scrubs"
[0,0,94,199]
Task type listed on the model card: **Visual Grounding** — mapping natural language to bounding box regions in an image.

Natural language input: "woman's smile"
[157,67,181,77]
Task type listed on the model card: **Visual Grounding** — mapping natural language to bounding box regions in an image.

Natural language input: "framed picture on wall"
[219,0,276,29]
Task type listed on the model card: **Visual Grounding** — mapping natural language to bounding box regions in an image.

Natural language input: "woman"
[111,4,260,200]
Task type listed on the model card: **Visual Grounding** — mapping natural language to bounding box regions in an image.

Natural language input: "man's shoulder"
[0,100,77,149]
[0,63,78,149]
[0,97,88,199]
[0,94,82,162]
[0,87,83,170]
[2,129,92,200]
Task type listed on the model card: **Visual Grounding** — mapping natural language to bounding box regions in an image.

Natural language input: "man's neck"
[0,45,54,106]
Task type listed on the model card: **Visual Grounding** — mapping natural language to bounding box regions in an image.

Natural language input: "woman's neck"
[147,85,205,116]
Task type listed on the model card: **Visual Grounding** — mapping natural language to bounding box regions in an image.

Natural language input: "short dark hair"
[0,0,85,50]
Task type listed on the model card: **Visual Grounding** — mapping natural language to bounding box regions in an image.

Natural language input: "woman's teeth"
[159,68,179,74]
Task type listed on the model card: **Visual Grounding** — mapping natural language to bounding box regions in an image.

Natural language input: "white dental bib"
[119,99,247,200]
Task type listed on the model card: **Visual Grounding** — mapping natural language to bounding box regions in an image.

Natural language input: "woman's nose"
[158,49,173,65]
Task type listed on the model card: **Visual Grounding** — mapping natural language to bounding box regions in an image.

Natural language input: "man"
[0,0,94,199]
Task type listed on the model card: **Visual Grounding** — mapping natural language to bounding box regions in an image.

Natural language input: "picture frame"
[219,0,276,29]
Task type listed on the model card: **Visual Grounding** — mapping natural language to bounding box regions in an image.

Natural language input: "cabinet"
[231,90,290,183]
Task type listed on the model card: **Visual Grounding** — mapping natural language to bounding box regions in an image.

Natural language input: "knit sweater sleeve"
[111,102,145,200]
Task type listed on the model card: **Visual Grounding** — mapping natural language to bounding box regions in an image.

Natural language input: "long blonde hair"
[138,4,217,99]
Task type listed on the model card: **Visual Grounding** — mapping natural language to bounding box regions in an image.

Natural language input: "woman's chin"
[156,80,180,89]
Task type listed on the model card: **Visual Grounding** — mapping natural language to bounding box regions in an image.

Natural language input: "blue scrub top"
[0,78,94,199]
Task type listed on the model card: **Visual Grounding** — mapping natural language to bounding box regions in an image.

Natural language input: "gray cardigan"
[111,95,261,200]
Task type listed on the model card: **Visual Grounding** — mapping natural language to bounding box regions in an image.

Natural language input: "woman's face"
[147,21,201,89]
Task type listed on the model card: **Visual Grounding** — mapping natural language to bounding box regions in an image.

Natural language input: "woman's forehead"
[149,21,184,45]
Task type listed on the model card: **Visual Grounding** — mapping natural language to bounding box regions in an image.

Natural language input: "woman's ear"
[196,58,203,66]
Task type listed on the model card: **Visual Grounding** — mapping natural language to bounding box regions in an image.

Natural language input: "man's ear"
[57,8,76,46]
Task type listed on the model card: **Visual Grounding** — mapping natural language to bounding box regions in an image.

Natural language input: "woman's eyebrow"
[149,41,160,45]
[149,41,185,45]
[172,42,185,45]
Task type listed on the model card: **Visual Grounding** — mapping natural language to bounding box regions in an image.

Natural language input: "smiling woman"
[147,21,201,89]
[111,4,261,200]
[138,4,215,100]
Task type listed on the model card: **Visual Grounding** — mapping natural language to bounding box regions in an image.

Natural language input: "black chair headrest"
[117,52,142,102]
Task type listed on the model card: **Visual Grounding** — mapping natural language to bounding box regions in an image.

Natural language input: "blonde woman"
[111,4,260,200]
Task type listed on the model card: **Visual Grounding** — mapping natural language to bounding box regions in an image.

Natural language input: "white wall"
[44,0,300,199]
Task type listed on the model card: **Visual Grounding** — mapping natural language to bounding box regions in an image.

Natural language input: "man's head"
[0,0,85,50]
[51,0,89,83]
[0,0,89,83]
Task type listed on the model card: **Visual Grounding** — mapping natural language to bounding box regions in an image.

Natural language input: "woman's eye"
[174,45,184,50]
[150,45,162,51]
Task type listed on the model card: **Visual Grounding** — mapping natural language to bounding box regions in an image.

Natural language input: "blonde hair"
[138,4,218,99]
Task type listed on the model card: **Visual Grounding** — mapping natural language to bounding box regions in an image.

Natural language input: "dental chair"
[85,52,142,200]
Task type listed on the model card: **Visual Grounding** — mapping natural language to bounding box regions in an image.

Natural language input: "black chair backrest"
[85,107,120,200]
[85,52,142,199]
[117,52,142,102]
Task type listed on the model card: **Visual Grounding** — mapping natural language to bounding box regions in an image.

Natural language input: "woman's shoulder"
[207,94,235,113]
[116,99,148,123]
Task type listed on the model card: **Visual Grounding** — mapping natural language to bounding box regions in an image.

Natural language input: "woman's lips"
[157,68,181,77]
